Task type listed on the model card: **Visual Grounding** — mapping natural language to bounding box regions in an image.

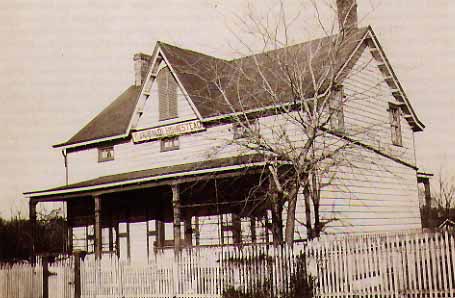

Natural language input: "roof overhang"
[417,170,434,183]
[362,27,425,132]
[24,155,278,202]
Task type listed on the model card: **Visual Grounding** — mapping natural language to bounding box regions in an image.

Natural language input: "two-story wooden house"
[25,0,428,260]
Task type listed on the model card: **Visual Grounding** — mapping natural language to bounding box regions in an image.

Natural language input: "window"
[160,136,179,152]
[233,119,260,139]
[329,85,345,132]
[389,104,402,146]
[157,67,178,121]
[98,146,114,162]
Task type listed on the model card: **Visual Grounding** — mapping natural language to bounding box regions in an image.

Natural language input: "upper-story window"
[98,146,114,162]
[329,85,345,132]
[160,136,180,152]
[389,103,402,146]
[157,67,178,121]
[233,119,260,140]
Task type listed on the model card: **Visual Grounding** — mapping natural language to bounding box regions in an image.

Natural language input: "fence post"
[74,251,81,298]
[173,250,180,296]
[42,256,49,298]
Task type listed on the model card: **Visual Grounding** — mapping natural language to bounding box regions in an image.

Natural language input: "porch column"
[172,184,182,252]
[418,172,433,228]
[422,178,432,227]
[194,217,200,246]
[250,218,257,243]
[232,213,242,245]
[423,179,432,211]
[184,217,192,247]
[29,199,37,259]
[94,195,102,259]
[156,220,165,248]
[67,223,73,253]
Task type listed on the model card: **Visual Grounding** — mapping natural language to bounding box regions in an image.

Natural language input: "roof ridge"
[228,26,370,63]
[158,41,228,62]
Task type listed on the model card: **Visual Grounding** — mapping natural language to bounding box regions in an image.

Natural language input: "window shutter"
[158,67,178,121]
[167,72,178,118]
[157,68,168,120]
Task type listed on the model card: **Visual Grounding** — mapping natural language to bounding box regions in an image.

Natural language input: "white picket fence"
[0,257,74,298]
[80,243,308,298]
[2,230,455,298]
[0,260,43,298]
[48,257,75,298]
[307,230,455,297]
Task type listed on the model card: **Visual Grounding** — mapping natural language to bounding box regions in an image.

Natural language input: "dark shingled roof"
[160,27,370,118]
[55,85,141,147]
[25,155,267,197]
[58,26,423,147]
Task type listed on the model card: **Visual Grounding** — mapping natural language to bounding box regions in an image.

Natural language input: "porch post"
[94,195,102,259]
[67,223,73,253]
[423,179,432,210]
[194,217,200,246]
[172,184,182,252]
[156,220,165,248]
[232,213,242,244]
[250,218,257,243]
[184,217,192,247]
[29,199,37,260]
[423,178,432,227]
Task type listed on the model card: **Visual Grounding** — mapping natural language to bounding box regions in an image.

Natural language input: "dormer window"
[98,146,114,162]
[157,67,178,121]
[329,85,345,132]
[389,103,402,146]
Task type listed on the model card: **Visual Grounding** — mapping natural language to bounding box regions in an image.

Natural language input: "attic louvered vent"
[157,67,178,121]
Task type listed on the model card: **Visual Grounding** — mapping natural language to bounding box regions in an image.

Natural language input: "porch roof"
[24,155,270,201]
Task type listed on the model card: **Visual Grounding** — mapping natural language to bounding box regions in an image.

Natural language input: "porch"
[26,156,294,260]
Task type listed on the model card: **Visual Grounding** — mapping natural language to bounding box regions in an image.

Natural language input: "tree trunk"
[285,188,298,246]
[302,175,313,239]
[270,201,283,246]
[312,172,322,238]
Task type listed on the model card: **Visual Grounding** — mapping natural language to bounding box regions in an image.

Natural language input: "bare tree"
[163,0,382,244]
[205,1,370,244]
[433,169,455,222]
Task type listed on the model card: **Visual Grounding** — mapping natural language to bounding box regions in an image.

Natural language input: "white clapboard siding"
[290,144,420,238]
[67,111,305,183]
[343,48,415,165]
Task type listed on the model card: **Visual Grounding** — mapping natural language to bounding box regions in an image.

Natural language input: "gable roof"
[54,85,141,147]
[160,27,370,118]
[55,26,424,148]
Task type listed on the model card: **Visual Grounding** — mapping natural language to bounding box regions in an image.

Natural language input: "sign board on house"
[132,120,205,143]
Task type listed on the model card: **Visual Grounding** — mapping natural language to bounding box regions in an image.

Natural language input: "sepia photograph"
[0,0,453,297]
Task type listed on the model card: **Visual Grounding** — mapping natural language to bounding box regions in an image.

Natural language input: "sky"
[0,0,453,218]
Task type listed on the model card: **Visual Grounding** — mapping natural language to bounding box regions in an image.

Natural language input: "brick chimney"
[133,52,153,86]
[336,0,358,32]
